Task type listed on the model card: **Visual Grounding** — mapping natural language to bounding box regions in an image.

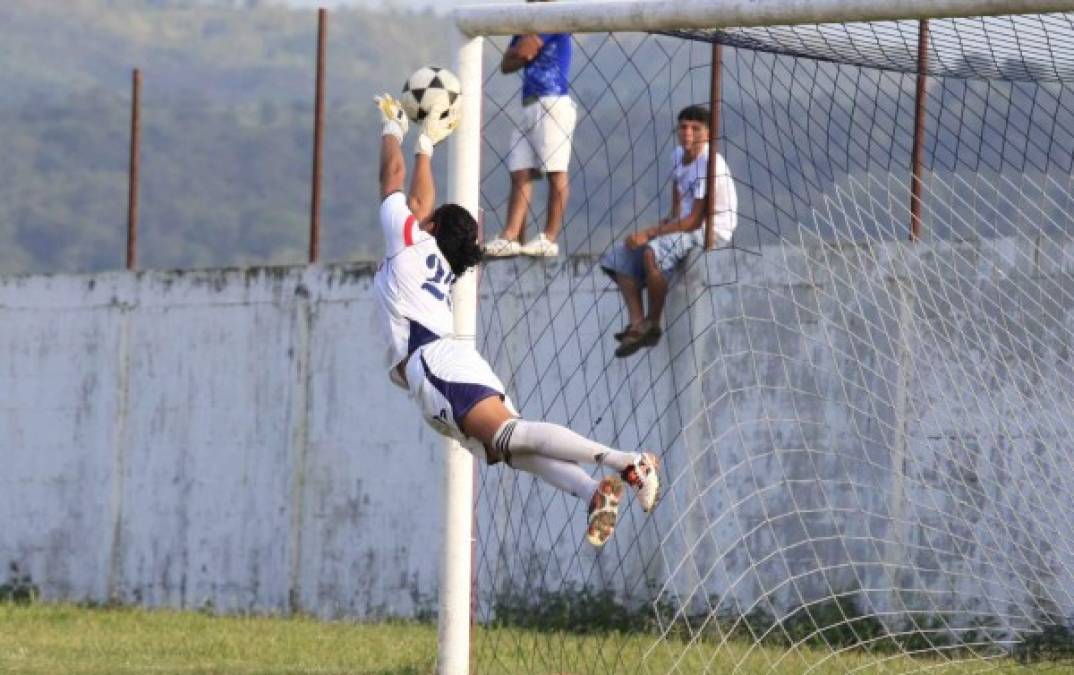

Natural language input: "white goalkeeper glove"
[375,93,409,142]
[415,101,460,156]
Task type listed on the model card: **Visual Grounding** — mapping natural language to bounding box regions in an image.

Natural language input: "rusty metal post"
[127,68,141,270]
[705,42,722,251]
[910,19,929,242]
[309,8,327,263]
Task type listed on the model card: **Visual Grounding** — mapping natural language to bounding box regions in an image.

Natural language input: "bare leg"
[544,171,569,242]
[502,169,536,241]
[460,396,517,448]
[643,247,668,326]
[615,272,646,331]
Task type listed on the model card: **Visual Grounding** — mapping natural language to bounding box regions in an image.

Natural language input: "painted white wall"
[0,266,443,618]
[475,237,1074,635]
[1,239,1072,632]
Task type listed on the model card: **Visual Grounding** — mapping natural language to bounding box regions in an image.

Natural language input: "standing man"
[484,0,576,259]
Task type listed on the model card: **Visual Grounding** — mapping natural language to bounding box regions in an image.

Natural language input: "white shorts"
[507,95,577,174]
[405,338,516,459]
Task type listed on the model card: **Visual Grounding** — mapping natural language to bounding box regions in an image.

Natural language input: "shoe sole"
[483,240,522,258]
[586,476,624,547]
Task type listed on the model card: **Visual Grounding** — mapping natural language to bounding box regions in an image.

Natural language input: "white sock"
[492,419,636,472]
[508,454,597,500]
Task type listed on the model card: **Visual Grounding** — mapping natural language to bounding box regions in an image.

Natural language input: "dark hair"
[677,105,710,127]
[431,204,483,276]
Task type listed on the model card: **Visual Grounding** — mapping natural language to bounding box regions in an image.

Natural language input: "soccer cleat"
[484,237,522,257]
[622,451,660,512]
[520,233,559,258]
[585,475,624,547]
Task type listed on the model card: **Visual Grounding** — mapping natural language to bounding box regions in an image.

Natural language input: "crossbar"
[455,0,1074,37]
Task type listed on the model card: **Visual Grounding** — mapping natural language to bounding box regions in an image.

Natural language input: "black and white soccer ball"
[400,66,462,123]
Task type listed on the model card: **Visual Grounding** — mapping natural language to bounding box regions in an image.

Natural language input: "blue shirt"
[511,33,571,99]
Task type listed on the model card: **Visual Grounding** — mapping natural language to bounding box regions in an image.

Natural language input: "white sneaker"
[484,238,522,257]
[520,234,559,258]
[622,451,660,512]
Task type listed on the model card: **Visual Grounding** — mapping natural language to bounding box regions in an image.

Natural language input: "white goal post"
[441,1,1074,674]
[455,0,1074,35]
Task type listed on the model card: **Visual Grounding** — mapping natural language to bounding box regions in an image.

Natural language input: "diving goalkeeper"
[372,92,660,546]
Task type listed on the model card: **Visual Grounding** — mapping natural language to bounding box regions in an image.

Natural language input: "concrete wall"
[472,235,1074,637]
[2,238,1073,636]
[0,266,443,618]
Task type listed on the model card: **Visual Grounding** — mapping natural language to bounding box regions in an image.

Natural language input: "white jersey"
[373,192,455,389]
[671,142,738,245]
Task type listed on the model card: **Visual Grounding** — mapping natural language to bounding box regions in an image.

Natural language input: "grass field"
[0,602,1067,674]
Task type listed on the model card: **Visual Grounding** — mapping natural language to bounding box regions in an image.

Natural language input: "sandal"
[615,330,645,358]
[637,320,662,347]
[614,320,662,358]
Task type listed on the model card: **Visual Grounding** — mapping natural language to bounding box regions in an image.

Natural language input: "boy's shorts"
[599,231,700,286]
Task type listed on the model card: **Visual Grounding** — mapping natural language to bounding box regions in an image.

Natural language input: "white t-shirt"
[671,142,738,245]
[373,192,455,388]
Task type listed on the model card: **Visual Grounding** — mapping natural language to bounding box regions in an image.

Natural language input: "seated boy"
[599,105,738,358]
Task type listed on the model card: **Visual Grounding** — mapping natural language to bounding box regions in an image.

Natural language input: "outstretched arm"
[376,94,410,200]
[407,152,434,221]
[380,134,405,200]
[406,101,460,220]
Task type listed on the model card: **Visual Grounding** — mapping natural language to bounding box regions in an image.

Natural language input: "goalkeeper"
[372,92,659,546]
[600,105,738,358]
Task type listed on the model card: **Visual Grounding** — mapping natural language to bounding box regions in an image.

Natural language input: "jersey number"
[422,254,454,307]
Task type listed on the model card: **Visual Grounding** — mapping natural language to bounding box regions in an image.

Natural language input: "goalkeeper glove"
[415,101,460,156]
[375,93,409,142]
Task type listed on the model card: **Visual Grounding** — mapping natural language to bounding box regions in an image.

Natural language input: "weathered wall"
[2,238,1073,633]
[0,266,444,618]
[474,237,1074,636]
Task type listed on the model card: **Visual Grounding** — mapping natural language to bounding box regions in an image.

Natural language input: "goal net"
[461,5,1074,672]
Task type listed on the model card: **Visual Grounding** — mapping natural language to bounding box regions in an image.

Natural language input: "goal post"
[439,30,484,675]
[443,1,1074,673]
[455,0,1074,35]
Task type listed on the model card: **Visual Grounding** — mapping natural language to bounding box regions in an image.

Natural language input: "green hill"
[0,0,450,274]
[4,1,1064,275]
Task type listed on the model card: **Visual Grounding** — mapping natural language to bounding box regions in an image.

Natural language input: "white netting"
[470,18,1074,673]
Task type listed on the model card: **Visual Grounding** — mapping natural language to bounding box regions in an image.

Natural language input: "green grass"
[0,602,1067,674]
[0,602,434,674]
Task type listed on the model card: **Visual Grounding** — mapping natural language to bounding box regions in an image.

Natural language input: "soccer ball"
[400,66,462,122]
